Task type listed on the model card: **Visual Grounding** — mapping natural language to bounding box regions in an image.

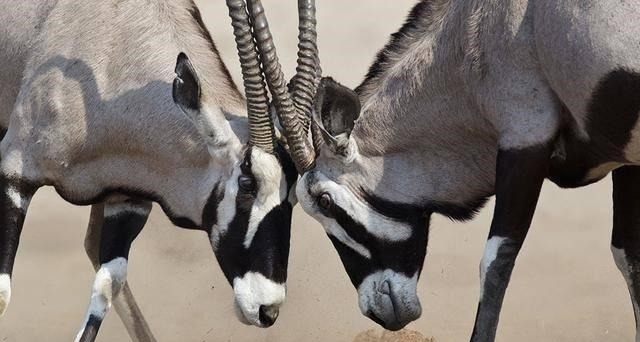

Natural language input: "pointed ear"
[173,53,235,149]
[314,77,361,137]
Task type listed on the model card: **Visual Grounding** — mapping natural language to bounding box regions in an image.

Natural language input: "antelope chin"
[232,272,285,327]
[357,270,421,331]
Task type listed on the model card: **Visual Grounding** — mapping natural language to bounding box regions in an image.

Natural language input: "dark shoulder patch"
[587,68,640,154]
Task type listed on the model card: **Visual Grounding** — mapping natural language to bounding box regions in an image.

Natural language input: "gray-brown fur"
[297,0,640,340]
[0,0,294,340]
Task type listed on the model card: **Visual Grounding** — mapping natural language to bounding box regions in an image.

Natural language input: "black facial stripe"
[201,182,223,233]
[318,191,428,280]
[214,145,294,285]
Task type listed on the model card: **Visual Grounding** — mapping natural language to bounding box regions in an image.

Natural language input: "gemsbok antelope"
[191,0,640,340]
[0,0,318,340]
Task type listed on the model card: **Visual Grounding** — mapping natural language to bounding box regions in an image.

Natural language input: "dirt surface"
[0,1,634,341]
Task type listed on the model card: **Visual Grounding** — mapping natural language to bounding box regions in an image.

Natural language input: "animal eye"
[238,175,256,192]
[318,192,333,211]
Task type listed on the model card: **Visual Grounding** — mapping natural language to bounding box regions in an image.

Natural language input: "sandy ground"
[0,1,635,341]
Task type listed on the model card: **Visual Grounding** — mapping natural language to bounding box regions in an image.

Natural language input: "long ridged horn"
[246,0,316,173]
[290,0,321,133]
[226,0,275,154]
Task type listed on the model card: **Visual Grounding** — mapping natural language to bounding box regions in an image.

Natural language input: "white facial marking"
[612,246,640,332]
[479,236,507,302]
[75,258,127,342]
[0,274,11,316]
[357,270,420,321]
[6,186,29,210]
[244,149,286,249]
[232,272,285,326]
[103,203,150,217]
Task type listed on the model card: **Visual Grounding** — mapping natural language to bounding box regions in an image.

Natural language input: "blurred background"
[0,0,633,341]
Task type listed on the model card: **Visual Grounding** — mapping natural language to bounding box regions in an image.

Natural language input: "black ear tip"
[319,76,339,89]
[173,52,201,110]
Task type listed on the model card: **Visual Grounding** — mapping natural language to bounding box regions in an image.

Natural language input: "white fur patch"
[0,274,11,316]
[232,272,285,327]
[479,236,507,301]
[357,270,419,316]
[6,186,29,210]
[296,172,412,242]
[612,246,640,335]
[104,202,150,218]
[75,258,127,342]
[244,149,287,249]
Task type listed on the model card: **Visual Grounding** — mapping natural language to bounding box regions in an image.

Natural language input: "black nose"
[258,305,279,327]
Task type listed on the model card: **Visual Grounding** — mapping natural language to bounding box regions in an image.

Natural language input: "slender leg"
[75,199,152,342]
[84,204,158,342]
[612,166,640,342]
[0,177,36,317]
[470,144,552,342]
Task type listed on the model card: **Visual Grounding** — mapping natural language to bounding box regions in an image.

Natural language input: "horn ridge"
[291,0,321,132]
[226,0,275,153]
[246,0,316,172]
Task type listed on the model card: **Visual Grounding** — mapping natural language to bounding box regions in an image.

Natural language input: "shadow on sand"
[353,329,434,342]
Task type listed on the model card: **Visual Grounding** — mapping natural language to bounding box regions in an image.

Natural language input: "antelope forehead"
[250,148,286,198]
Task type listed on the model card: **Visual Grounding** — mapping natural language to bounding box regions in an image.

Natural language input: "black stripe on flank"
[360,188,489,222]
[54,182,221,231]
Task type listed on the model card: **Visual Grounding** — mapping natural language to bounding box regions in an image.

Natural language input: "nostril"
[258,305,279,327]
[377,280,391,296]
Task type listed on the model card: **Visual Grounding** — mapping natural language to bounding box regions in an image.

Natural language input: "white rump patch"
[6,186,30,210]
[479,236,507,301]
[0,274,11,316]
[75,258,128,342]
[244,148,287,249]
[232,272,285,326]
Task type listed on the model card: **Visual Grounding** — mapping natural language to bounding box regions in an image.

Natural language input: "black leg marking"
[470,144,552,342]
[612,166,640,341]
[0,178,36,275]
[0,176,37,316]
[78,315,102,342]
[76,199,151,342]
